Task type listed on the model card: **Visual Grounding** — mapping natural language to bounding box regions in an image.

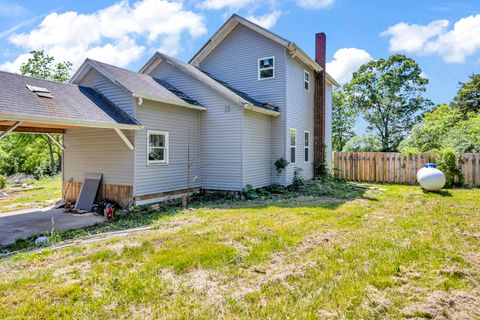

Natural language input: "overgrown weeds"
[1,178,360,254]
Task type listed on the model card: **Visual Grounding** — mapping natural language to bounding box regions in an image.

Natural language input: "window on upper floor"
[258,57,275,80]
[304,70,310,91]
[290,128,296,164]
[304,131,310,163]
[147,131,169,165]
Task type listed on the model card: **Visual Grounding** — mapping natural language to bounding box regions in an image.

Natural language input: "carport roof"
[0,71,142,130]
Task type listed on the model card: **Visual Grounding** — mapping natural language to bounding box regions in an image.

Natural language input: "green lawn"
[0,183,479,319]
[0,176,62,213]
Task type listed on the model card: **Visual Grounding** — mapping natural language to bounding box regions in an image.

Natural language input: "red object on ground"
[104,207,113,221]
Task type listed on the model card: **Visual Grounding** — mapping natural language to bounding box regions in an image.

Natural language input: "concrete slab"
[0,207,105,246]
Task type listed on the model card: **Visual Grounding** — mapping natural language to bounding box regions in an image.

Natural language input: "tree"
[20,50,72,82]
[399,104,464,153]
[332,89,357,151]
[344,54,431,151]
[399,104,480,154]
[342,134,382,152]
[452,73,480,116]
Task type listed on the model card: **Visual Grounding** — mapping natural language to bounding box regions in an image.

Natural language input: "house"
[0,14,338,207]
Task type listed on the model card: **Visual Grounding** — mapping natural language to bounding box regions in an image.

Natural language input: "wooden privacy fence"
[333,152,480,187]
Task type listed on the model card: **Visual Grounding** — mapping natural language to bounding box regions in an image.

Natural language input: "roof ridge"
[0,70,79,87]
[86,58,152,79]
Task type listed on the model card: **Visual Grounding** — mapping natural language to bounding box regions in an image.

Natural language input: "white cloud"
[382,14,480,63]
[381,20,449,53]
[199,0,252,10]
[296,0,335,9]
[0,0,207,73]
[326,48,372,84]
[246,10,282,29]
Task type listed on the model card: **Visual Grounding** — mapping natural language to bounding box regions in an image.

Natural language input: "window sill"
[147,162,169,166]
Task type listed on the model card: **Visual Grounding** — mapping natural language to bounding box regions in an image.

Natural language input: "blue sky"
[0,0,479,132]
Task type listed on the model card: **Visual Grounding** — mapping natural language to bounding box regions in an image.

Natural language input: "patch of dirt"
[401,290,480,320]
[158,268,227,306]
[154,229,345,306]
[230,230,344,299]
[363,285,393,315]
[155,216,205,233]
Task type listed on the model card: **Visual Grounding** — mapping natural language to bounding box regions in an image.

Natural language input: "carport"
[0,71,143,243]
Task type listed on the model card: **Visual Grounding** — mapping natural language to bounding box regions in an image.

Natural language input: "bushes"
[0,175,5,189]
[435,148,464,188]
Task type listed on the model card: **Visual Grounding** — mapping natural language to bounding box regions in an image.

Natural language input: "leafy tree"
[332,89,357,151]
[20,50,72,82]
[345,54,431,151]
[399,104,464,152]
[452,73,480,116]
[400,104,480,154]
[342,134,382,152]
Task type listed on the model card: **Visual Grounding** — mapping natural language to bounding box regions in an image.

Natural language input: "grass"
[0,176,62,213]
[0,181,479,319]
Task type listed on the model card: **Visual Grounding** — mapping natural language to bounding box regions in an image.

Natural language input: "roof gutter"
[0,113,143,131]
[244,104,280,117]
[133,92,207,111]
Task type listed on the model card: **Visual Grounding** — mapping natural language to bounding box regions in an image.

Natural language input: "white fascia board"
[139,53,163,74]
[0,113,143,131]
[190,15,290,67]
[132,92,207,111]
[326,73,340,87]
[288,44,323,73]
[244,104,280,117]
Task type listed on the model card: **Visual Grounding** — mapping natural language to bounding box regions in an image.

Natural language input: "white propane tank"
[417,163,446,191]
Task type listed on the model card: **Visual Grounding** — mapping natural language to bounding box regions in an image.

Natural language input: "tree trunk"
[47,141,55,175]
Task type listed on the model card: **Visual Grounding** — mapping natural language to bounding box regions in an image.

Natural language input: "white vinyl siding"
[77,68,135,117]
[285,55,315,184]
[134,99,200,196]
[243,110,272,188]
[149,62,244,191]
[200,24,287,185]
[64,128,134,185]
[290,128,296,164]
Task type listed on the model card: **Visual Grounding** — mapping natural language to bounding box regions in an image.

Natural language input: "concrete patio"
[0,207,104,246]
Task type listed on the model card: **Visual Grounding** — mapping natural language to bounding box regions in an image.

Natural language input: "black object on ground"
[75,173,102,213]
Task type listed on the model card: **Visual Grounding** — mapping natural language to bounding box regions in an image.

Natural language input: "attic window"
[258,57,275,80]
[26,85,53,98]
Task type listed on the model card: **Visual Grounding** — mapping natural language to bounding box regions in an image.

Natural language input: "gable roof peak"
[189,13,339,87]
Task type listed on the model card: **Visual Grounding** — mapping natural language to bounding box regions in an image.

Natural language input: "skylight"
[26,85,53,98]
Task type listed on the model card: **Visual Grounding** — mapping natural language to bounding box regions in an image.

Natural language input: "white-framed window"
[258,56,275,80]
[290,128,296,164]
[304,70,310,91]
[147,130,169,165]
[304,131,310,162]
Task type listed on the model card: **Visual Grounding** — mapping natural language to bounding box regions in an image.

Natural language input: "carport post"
[0,121,22,140]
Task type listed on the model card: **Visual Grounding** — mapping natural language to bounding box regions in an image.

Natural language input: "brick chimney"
[314,32,326,177]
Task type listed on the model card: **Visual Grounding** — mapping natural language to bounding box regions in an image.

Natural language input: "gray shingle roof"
[152,79,204,107]
[200,70,279,112]
[0,71,141,128]
[86,59,193,106]
[147,52,279,113]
